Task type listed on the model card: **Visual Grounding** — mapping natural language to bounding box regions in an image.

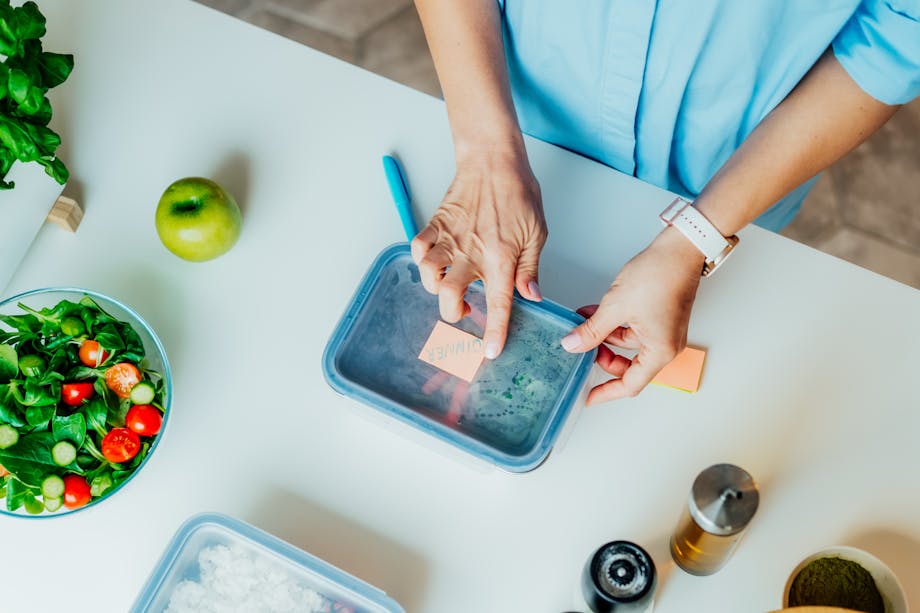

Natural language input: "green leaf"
[0,406,25,428]
[0,63,8,100]
[0,115,39,160]
[16,84,43,115]
[0,6,17,57]
[24,405,52,429]
[52,413,85,447]
[82,398,107,436]
[0,147,14,179]
[14,378,57,407]
[0,313,40,333]
[95,328,126,352]
[0,345,17,382]
[6,476,39,512]
[7,67,29,103]
[0,432,59,486]
[38,52,72,88]
[36,155,68,185]
[11,2,45,41]
[90,471,112,497]
[27,95,52,125]
[23,122,60,154]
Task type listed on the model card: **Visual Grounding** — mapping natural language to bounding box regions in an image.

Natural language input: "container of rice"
[130,512,404,613]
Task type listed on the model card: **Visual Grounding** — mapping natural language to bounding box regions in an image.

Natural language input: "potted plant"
[0,0,73,294]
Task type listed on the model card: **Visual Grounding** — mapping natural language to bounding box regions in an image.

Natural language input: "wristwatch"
[659,197,739,277]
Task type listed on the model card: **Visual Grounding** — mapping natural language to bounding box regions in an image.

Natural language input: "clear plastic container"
[323,243,596,473]
[131,512,405,613]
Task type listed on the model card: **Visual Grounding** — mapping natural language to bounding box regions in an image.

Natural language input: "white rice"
[165,543,328,613]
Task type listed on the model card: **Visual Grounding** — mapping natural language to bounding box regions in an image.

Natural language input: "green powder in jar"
[788,556,884,613]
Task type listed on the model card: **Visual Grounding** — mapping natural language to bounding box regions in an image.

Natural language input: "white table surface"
[3,1,919,611]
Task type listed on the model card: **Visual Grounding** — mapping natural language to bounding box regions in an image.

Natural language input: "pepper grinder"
[670,463,759,576]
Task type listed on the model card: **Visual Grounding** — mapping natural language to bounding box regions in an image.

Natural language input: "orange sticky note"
[418,321,485,382]
[652,346,706,393]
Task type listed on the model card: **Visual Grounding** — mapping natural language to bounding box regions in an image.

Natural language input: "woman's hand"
[562,227,706,405]
[411,147,546,359]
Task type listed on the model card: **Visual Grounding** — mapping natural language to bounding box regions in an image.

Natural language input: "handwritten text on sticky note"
[418,321,485,382]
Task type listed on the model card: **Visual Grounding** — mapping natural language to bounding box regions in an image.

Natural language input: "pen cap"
[688,463,759,536]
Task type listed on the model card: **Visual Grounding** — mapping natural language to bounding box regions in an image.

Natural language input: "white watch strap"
[660,198,729,261]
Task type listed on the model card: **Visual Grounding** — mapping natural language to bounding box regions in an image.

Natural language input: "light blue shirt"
[498,0,920,230]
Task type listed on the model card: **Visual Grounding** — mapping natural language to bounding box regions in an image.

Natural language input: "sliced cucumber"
[51,440,77,466]
[41,475,65,499]
[18,354,45,377]
[0,424,19,449]
[44,496,63,512]
[129,381,156,405]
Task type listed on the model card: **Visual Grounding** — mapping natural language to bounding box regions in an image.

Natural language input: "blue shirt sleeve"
[832,0,920,104]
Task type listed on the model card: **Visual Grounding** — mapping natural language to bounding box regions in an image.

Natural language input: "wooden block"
[47,195,84,232]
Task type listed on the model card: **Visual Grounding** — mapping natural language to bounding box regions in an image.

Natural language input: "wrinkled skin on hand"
[411,149,547,359]
[563,227,705,404]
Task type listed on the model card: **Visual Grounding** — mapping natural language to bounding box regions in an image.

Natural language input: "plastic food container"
[131,512,405,613]
[323,243,595,473]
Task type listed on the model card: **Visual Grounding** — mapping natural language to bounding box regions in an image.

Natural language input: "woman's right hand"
[411,145,547,360]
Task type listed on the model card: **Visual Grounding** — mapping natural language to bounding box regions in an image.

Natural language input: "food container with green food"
[0,288,171,517]
[131,512,405,613]
[782,546,907,613]
[323,243,596,473]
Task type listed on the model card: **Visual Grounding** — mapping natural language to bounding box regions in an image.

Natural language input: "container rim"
[322,243,596,473]
[129,511,406,612]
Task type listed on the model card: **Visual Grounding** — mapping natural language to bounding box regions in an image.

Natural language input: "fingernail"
[528,281,542,301]
[560,332,581,352]
[485,341,500,360]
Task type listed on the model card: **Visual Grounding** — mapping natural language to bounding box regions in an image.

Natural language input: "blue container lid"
[323,243,595,472]
[131,512,405,613]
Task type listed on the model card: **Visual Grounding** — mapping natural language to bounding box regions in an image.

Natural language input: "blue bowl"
[0,287,172,518]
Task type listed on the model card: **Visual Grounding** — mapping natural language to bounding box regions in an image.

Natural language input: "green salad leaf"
[0,344,17,381]
[0,295,166,513]
[52,413,85,447]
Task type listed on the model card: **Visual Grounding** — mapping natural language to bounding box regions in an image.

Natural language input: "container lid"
[323,243,595,473]
[689,464,759,536]
[130,512,405,613]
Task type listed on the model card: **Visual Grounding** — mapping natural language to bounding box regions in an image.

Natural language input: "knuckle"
[580,318,603,342]
[440,278,468,299]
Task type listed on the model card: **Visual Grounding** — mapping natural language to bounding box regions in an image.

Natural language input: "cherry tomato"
[61,382,95,406]
[78,340,110,367]
[125,405,162,436]
[104,363,141,398]
[0,464,8,478]
[62,474,91,509]
[101,428,141,463]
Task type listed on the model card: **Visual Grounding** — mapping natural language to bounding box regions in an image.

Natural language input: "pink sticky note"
[652,346,706,393]
[418,321,485,382]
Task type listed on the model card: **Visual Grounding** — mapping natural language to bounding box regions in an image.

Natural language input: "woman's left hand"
[560,226,706,405]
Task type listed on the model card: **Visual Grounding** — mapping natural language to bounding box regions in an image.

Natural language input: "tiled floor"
[197,0,920,289]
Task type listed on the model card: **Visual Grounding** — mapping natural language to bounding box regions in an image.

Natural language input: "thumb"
[561,305,621,353]
[514,241,543,301]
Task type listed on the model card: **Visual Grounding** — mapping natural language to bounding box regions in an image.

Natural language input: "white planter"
[0,161,66,296]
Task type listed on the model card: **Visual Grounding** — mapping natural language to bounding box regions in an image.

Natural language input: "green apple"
[155,177,242,262]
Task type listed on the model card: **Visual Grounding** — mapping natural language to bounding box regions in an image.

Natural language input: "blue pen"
[382,155,418,240]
